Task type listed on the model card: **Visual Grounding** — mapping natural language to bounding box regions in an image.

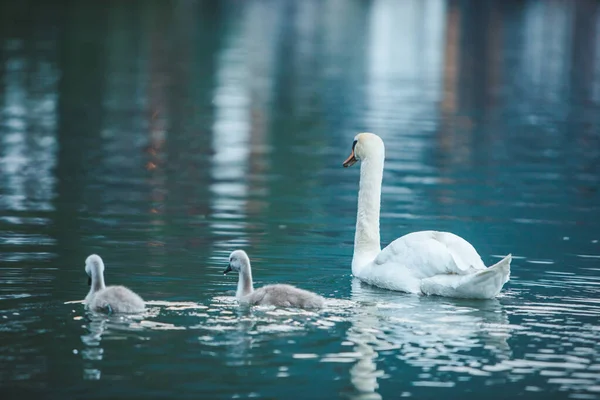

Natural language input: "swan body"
[84,254,145,314]
[224,250,325,309]
[343,133,511,299]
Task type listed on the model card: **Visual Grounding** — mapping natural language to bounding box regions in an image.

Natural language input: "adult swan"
[343,132,511,299]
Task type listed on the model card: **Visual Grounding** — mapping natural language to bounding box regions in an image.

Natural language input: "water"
[1,0,600,399]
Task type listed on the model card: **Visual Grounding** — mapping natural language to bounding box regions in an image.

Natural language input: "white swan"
[84,254,145,313]
[224,250,325,309]
[342,133,511,299]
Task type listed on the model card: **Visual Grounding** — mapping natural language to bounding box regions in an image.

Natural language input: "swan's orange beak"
[343,150,357,167]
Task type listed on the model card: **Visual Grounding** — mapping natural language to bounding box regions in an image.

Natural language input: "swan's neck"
[352,156,383,273]
[88,272,106,296]
[237,269,254,299]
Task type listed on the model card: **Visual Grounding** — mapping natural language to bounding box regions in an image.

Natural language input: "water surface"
[1,1,600,399]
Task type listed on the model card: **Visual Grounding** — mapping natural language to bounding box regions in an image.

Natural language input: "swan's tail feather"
[421,254,512,299]
[484,253,511,284]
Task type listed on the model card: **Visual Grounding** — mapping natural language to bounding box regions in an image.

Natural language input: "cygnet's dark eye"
[352,140,357,151]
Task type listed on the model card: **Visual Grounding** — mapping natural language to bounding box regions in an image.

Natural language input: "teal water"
[1,0,600,399]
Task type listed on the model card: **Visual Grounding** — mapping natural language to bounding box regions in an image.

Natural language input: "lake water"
[1,0,600,399]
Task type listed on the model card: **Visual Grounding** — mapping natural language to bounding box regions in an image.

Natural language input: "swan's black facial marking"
[343,139,359,167]
[223,263,233,275]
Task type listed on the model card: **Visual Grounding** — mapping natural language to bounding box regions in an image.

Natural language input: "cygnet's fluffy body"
[84,254,145,314]
[224,250,324,309]
[244,284,324,309]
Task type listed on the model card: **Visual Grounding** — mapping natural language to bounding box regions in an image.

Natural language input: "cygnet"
[84,254,145,314]
[224,250,324,309]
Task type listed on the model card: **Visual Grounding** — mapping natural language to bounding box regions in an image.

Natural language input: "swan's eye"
[352,140,357,151]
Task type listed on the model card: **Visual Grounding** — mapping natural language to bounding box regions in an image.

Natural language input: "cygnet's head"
[85,254,105,286]
[342,132,385,167]
[223,250,250,275]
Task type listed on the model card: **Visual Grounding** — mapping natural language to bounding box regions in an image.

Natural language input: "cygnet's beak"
[87,276,91,286]
[223,264,233,275]
[343,149,357,167]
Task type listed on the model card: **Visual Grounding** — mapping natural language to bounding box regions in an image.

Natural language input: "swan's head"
[85,254,105,286]
[342,132,385,167]
[224,250,250,275]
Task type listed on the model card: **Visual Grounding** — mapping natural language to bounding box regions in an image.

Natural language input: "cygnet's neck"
[88,270,106,295]
[236,265,254,299]
[352,155,383,274]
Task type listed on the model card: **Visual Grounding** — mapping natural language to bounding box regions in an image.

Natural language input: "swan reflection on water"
[194,296,259,365]
[70,291,512,394]
[346,279,512,399]
[79,312,151,381]
[76,301,193,381]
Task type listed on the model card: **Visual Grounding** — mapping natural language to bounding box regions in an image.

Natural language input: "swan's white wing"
[373,231,486,279]
[428,231,486,272]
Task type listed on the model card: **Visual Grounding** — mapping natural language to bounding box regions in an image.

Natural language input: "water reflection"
[80,315,106,380]
[0,0,599,398]
[78,302,189,381]
[347,309,385,400]
[78,312,146,381]
[0,35,58,213]
[347,280,511,398]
